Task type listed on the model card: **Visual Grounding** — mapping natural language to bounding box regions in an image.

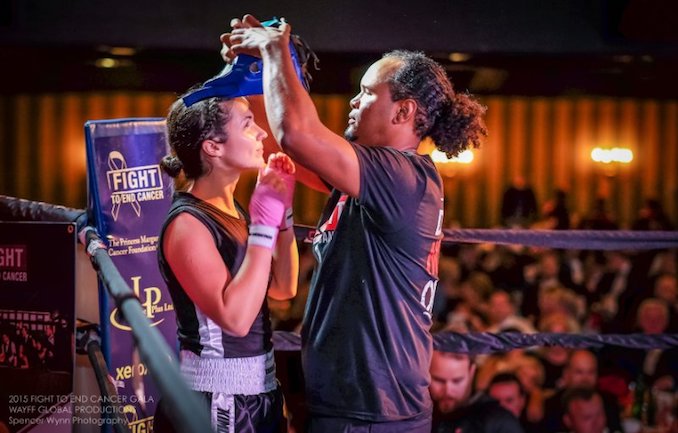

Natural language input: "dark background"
[1,0,677,97]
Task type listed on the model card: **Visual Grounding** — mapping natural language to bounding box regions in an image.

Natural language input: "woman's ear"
[201,138,222,158]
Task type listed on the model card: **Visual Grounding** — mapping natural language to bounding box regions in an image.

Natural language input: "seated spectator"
[577,198,619,231]
[485,290,536,334]
[601,298,672,389]
[637,298,670,336]
[446,272,495,331]
[541,350,623,433]
[561,388,620,433]
[648,250,677,279]
[501,175,538,228]
[487,372,526,418]
[590,251,633,316]
[488,372,541,433]
[652,273,678,332]
[513,355,549,426]
[632,198,674,231]
[522,251,582,321]
[0,332,17,367]
[430,350,524,433]
[17,344,29,369]
[535,312,581,391]
[533,189,570,230]
[537,286,585,326]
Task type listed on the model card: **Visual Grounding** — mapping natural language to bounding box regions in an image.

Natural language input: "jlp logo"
[131,276,162,320]
[110,276,166,331]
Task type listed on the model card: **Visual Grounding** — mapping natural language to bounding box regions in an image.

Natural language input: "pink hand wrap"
[248,180,285,249]
[263,166,296,230]
[280,173,296,230]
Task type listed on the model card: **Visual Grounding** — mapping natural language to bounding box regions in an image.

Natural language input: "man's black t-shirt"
[302,144,444,421]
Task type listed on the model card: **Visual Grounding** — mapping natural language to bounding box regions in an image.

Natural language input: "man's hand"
[222,14,291,60]
[220,15,263,63]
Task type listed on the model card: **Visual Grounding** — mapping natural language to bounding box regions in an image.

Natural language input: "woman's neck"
[190,172,240,217]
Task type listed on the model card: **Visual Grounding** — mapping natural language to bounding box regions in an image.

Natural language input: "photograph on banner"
[0,222,76,433]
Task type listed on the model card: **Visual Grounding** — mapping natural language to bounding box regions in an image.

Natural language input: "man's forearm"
[258,30,361,196]
[261,41,318,158]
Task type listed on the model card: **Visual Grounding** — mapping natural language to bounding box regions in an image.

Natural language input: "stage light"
[95,58,119,69]
[448,52,471,62]
[591,147,633,164]
[431,149,474,164]
[108,47,137,56]
[97,45,137,56]
[431,149,475,178]
[94,58,134,69]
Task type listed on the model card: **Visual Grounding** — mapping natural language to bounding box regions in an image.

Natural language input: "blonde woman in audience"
[538,286,585,323]
[514,354,549,424]
[535,312,581,391]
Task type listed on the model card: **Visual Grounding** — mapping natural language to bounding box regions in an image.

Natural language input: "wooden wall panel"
[61,94,86,206]
[619,100,641,227]
[531,98,549,218]
[0,98,6,193]
[641,101,660,201]
[14,95,32,200]
[0,92,676,229]
[552,100,574,193]
[39,96,58,202]
[484,98,505,228]
[664,102,678,226]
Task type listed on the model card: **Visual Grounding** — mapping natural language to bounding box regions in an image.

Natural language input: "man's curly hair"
[384,50,487,157]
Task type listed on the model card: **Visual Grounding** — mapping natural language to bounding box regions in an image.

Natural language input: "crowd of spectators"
[0,317,69,372]
[270,195,678,432]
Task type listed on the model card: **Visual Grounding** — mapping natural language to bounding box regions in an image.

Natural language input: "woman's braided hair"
[161,87,232,182]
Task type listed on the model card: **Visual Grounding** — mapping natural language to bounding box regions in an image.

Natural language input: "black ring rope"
[293,224,678,250]
[442,228,678,250]
[272,331,678,354]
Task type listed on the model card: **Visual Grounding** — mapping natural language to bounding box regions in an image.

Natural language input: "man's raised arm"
[227,15,360,197]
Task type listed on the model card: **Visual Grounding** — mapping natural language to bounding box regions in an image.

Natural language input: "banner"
[85,119,175,432]
[0,222,76,432]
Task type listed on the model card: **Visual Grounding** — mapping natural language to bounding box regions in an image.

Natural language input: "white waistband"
[180,350,276,395]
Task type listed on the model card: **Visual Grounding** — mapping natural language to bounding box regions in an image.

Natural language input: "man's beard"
[344,125,356,142]
[436,397,461,414]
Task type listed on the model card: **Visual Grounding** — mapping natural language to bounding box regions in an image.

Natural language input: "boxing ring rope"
[0,195,88,229]
[2,194,678,426]
[271,327,678,354]
[292,225,678,251]
[76,322,130,433]
[441,228,678,251]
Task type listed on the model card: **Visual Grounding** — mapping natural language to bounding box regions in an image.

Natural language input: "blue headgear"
[182,18,312,107]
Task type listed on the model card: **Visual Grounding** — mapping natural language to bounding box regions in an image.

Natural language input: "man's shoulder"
[355,143,433,164]
[438,396,524,433]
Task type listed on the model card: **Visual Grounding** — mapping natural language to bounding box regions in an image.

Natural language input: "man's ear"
[201,138,222,158]
[393,99,417,124]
